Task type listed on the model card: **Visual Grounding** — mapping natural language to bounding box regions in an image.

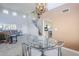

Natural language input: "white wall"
[0,8,38,35]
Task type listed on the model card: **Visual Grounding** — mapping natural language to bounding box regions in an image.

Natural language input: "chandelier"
[36,3,47,18]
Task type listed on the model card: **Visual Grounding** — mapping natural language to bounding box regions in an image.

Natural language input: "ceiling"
[47,3,64,10]
[0,3,65,15]
[0,3,36,14]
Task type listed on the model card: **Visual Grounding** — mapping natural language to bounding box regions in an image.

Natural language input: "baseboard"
[62,47,79,55]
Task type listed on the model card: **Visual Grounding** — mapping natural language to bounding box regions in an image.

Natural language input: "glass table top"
[24,34,64,50]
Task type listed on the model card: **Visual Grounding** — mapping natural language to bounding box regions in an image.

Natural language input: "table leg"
[16,36,17,42]
[58,47,62,56]
[10,37,13,43]
[41,49,45,56]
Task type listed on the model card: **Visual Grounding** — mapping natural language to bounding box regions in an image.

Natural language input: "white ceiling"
[0,3,65,15]
[0,3,36,14]
[47,3,64,10]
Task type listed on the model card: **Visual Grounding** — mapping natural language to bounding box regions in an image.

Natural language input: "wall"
[0,7,38,35]
[40,3,79,51]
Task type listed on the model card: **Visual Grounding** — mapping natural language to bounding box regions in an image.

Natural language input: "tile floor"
[0,34,79,56]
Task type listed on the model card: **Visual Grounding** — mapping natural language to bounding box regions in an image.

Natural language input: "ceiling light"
[36,3,47,18]
[12,12,17,16]
[3,9,9,14]
[22,15,26,18]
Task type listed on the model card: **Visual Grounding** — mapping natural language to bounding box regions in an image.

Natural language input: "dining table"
[22,35,64,56]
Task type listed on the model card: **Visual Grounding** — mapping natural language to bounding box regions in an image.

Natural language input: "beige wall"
[40,4,79,51]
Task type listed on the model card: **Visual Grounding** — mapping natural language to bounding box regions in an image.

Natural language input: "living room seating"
[0,32,9,43]
[0,30,22,44]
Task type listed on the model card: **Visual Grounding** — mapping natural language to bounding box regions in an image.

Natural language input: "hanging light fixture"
[36,3,47,18]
